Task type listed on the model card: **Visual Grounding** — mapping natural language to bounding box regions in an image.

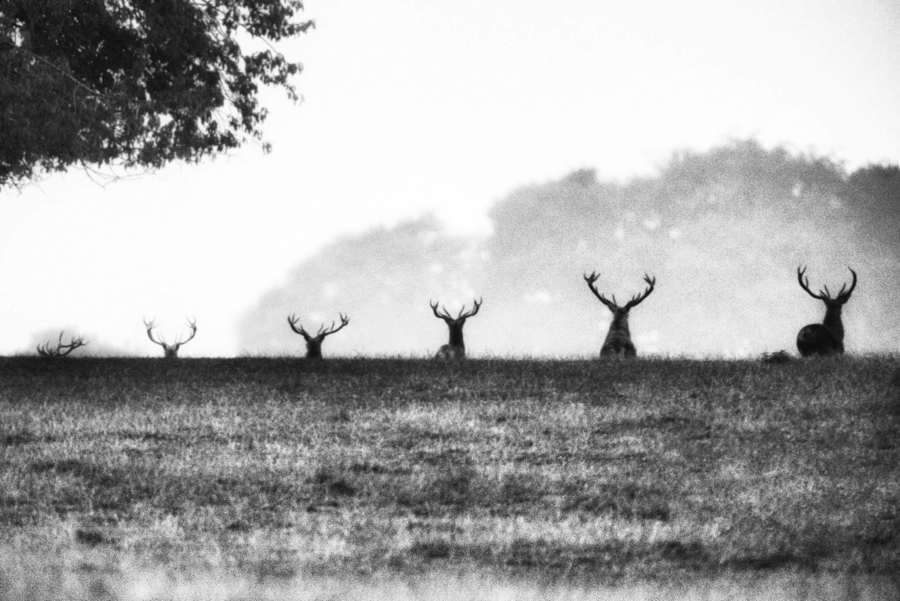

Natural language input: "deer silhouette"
[37,331,87,357]
[796,266,857,356]
[584,271,656,358]
[287,313,349,359]
[430,298,482,359]
[144,319,197,359]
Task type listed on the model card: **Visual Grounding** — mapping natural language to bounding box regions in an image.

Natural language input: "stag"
[584,271,656,358]
[430,298,482,359]
[287,313,349,359]
[37,332,87,357]
[796,266,857,356]
[144,318,197,359]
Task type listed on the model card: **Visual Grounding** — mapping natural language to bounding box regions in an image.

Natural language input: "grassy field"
[0,356,898,599]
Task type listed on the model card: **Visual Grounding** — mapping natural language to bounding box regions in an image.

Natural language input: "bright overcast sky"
[1,0,898,355]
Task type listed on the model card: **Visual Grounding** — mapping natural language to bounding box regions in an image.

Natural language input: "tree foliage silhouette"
[0,0,312,188]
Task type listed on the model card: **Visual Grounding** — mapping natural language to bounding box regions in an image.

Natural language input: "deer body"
[430,298,481,360]
[304,338,326,359]
[584,272,656,359]
[287,313,349,359]
[159,343,181,359]
[796,266,856,356]
[797,322,843,356]
[600,312,636,358]
[435,344,466,360]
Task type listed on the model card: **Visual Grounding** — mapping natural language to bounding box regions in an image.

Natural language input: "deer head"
[287,313,349,359]
[144,318,197,359]
[796,266,857,356]
[36,331,87,357]
[584,271,656,358]
[430,298,482,359]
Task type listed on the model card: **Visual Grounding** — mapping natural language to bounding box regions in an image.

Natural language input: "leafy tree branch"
[0,0,313,188]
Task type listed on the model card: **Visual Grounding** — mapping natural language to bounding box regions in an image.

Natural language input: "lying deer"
[37,332,87,357]
[430,298,482,359]
[796,266,856,356]
[144,319,197,358]
[287,313,349,359]
[583,271,656,358]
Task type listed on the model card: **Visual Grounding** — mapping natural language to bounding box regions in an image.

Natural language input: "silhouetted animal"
[584,272,656,358]
[287,313,350,359]
[795,266,856,356]
[430,298,482,359]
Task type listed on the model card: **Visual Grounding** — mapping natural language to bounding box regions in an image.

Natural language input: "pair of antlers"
[429,298,482,322]
[37,332,87,357]
[143,318,197,347]
[797,266,856,303]
[287,313,350,340]
[584,272,656,311]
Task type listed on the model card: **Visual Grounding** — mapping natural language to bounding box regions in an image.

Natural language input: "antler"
[834,267,857,303]
[144,318,197,348]
[430,300,454,321]
[430,299,482,321]
[37,331,87,357]
[624,274,656,309]
[143,318,166,347]
[797,266,857,303]
[173,318,197,347]
[583,271,618,311]
[287,313,311,340]
[318,313,350,337]
[797,266,825,300]
[457,298,482,319]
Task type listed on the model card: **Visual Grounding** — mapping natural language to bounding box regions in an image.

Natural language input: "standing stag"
[584,271,656,358]
[37,332,87,357]
[287,313,349,359]
[796,266,857,356]
[144,318,197,358]
[430,298,482,359]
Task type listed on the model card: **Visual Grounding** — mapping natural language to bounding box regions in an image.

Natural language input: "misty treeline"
[240,140,899,357]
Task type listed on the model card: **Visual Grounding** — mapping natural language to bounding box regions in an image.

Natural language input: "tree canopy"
[0,0,313,188]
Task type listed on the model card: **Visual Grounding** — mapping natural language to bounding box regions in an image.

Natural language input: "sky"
[1,0,899,356]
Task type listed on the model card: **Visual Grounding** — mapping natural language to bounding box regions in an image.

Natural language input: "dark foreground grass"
[0,356,898,591]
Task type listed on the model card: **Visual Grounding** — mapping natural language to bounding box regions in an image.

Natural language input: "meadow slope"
[0,357,898,596]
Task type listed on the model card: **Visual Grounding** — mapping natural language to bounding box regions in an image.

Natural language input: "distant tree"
[848,164,900,216]
[0,1,313,188]
[847,164,900,251]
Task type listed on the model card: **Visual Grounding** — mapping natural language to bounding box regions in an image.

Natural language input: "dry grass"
[0,356,898,597]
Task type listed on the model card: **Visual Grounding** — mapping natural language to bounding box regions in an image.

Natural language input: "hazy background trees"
[239,140,900,357]
[0,0,312,188]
